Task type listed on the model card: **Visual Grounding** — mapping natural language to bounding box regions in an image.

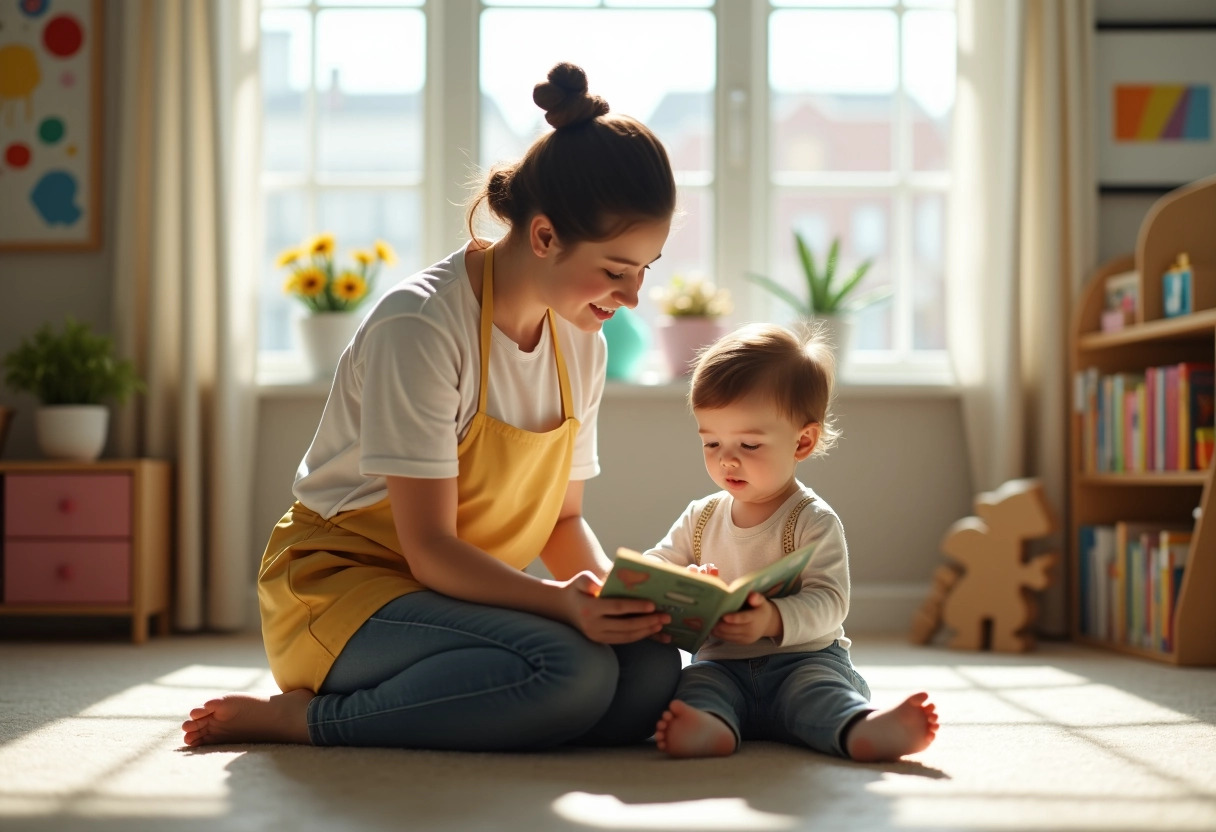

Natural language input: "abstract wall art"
[0,0,102,250]
[1096,26,1216,192]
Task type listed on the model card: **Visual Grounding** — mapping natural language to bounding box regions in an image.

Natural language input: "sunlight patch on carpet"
[552,792,797,830]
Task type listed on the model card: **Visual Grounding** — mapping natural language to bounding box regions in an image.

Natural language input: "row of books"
[1078,522,1191,651]
[1074,362,1215,473]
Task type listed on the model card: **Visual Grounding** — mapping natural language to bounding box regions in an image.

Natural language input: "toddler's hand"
[712,591,782,644]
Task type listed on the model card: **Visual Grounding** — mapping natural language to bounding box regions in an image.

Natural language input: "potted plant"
[278,232,397,379]
[2,317,145,461]
[650,274,733,377]
[745,231,889,363]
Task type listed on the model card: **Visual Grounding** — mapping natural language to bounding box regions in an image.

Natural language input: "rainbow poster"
[0,0,101,250]
[1114,85,1211,142]
[1096,30,1216,188]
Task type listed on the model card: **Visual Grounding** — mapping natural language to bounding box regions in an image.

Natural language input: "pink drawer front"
[4,474,131,538]
[3,540,131,603]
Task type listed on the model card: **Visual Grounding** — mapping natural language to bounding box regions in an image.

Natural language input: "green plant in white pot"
[2,317,145,461]
[746,231,889,364]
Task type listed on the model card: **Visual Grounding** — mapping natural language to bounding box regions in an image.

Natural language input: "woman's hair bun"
[532,62,610,129]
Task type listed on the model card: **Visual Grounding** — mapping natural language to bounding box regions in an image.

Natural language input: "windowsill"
[257,366,960,400]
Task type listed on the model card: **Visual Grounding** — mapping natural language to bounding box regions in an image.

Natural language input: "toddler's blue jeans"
[676,641,872,757]
[305,591,681,750]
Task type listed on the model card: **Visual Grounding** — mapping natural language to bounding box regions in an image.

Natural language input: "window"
[767,0,956,374]
[259,0,426,357]
[478,2,715,340]
[256,0,955,381]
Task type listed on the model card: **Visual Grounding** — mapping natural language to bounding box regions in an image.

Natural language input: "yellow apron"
[259,246,581,692]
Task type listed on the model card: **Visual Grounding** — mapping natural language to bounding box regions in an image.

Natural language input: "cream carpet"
[1,633,1214,832]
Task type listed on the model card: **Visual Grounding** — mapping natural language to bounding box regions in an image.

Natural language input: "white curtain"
[947,0,1097,634]
[110,0,262,631]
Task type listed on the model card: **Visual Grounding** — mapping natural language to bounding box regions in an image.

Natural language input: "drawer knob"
[58,497,76,514]
[55,564,74,581]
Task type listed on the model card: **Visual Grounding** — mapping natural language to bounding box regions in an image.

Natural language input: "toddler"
[647,322,938,761]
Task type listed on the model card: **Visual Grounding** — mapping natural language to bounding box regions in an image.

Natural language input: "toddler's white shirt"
[644,484,851,661]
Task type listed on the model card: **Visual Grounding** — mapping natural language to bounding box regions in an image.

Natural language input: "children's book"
[599,543,817,653]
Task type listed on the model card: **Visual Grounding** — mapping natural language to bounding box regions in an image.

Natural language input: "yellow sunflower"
[333,271,368,302]
[352,249,375,267]
[374,239,398,265]
[276,247,301,268]
[308,233,336,257]
[294,266,327,297]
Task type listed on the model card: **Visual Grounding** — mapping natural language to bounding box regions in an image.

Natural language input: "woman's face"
[543,218,672,332]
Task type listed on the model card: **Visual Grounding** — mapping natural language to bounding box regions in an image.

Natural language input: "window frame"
[256,0,954,386]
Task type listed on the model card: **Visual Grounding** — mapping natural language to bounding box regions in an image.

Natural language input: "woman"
[182,62,681,751]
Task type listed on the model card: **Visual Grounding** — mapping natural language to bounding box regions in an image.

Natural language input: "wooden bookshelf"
[1068,174,1216,666]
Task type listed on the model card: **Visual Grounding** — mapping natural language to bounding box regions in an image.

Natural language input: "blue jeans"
[676,642,872,757]
[306,591,681,750]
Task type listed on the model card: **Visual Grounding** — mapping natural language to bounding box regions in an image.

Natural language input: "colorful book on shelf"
[1165,365,1180,472]
[1159,530,1192,652]
[1182,363,1214,469]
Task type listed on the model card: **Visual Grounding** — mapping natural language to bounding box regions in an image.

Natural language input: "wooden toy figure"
[921,479,1058,652]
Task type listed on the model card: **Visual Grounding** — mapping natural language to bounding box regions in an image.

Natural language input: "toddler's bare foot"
[181,689,315,747]
[654,700,737,758]
[846,691,938,762]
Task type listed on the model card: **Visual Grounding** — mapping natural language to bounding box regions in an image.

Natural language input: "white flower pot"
[811,314,855,370]
[296,312,361,380]
[35,404,109,461]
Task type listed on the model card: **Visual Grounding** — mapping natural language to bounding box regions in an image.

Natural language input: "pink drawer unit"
[4,474,132,538]
[3,540,131,603]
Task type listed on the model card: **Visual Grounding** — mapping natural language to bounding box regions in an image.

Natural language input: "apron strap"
[548,309,574,422]
[477,246,495,415]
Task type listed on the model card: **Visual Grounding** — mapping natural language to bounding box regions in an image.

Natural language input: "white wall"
[252,383,977,635]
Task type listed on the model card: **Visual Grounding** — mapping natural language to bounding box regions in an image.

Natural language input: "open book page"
[600,542,817,652]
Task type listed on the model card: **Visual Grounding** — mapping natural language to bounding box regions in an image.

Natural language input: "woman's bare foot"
[181,689,315,747]
[845,692,938,762]
[654,700,737,758]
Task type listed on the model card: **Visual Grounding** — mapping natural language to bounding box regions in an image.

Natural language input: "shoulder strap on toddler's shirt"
[782,496,815,554]
[691,496,720,566]
[692,493,816,564]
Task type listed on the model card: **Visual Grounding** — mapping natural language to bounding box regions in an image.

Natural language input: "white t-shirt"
[644,484,851,661]
[293,244,606,519]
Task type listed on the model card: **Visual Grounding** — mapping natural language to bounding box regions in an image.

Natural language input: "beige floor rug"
[1,633,1213,832]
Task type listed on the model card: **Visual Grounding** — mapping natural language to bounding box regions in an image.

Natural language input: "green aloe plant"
[2,317,145,406]
[746,231,889,317]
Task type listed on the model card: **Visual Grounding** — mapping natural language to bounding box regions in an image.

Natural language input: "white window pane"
[321,0,424,6]
[316,9,425,174]
[772,1,894,7]
[478,8,714,175]
[636,186,714,329]
[261,190,309,352]
[905,10,955,172]
[261,9,310,173]
[771,193,894,349]
[315,189,423,310]
[770,10,897,173]
[913,192,947,350]
[604,0,713,6]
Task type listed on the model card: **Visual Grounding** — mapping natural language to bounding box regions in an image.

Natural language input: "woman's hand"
[552,571,671,644]
[711,591,783,644]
